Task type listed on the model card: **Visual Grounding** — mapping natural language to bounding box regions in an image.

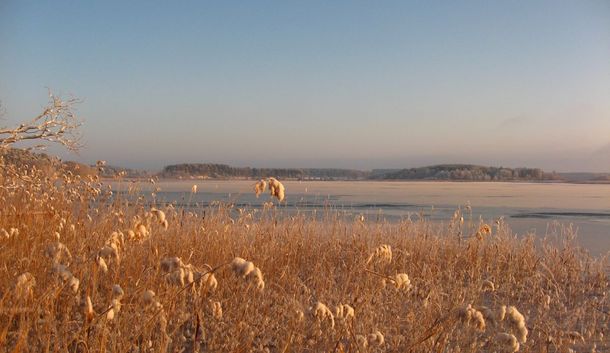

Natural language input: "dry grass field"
[0,161,608,353]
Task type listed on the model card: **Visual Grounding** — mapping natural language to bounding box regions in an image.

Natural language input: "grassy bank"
[0,165,607,352]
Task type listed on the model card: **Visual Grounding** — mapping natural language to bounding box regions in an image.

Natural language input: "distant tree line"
[161,164,299,179]
[373,164,545,181]
[160,163,549,181]
[1,150,595,182]
[160,164,369,180]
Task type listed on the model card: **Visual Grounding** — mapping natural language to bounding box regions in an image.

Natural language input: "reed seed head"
[254,179,267,198]
[268,177,285,202]
[231,257,255,277]
[495,332,520,352]
[14,272,36,298]
[142,290,156,305]
[366,244,392,265]
[394,273,411,291]
[367,331,385,346]
[312,302,335,328]
[212,301,223,320]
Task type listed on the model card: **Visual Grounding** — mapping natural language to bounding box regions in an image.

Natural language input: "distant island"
[160,163,556,182]
[3,148,609,183]
[160,164,370,180]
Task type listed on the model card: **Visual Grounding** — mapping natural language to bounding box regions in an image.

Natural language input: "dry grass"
[0,162,608,353]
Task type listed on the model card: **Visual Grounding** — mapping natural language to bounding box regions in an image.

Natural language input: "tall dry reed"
[0,162,607,352]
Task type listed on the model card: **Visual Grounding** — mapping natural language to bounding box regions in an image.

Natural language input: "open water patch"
[511,212,610,219]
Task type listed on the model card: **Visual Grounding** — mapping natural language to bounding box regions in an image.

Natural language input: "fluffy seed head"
[335,304,355,321]
[45,242,72,264]
[477,306,497,327]
[151,208,166,223]
[53,263,80,293]
[142,290,155,305]
[112,284,124,299]
[247,267,265,291]
[68,276,80,293]
[212,301,223,320]
[168,268,186,286]
[394,273,411,291]
[107,231,124,249]
[355,335,368,348]
[497,305,507,321]
[268,177,285,202]
[182,265,195,284]
[5,225,18,238]
[135,223,148,239]
[312,302,335,328]
[99,245,119,261]
[14,272,36,298]
[160,257,183,273]
[506,306,528,343]
[53,263,71,280]
[366,244,392,265]
[96,256,108,273]
[495,332,520,352]
[367,331,385,346]
[231,257,255,278]
[201,272,218,291]
[254,179,267,198]
[456,304,486,331]
[471,309,486,331]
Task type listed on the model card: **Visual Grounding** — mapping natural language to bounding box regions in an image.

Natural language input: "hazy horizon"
[1,1,609,172]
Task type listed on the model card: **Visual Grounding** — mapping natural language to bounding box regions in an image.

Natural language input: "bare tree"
[0,91,82,152]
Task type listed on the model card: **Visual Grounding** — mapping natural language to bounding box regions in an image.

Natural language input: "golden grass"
[0,163,608,352]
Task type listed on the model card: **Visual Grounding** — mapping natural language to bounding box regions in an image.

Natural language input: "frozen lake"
[112,180,610,255]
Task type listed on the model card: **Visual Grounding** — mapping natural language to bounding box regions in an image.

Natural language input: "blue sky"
[1,1,609,171]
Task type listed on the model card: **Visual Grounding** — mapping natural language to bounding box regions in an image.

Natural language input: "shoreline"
[103,177,610,185]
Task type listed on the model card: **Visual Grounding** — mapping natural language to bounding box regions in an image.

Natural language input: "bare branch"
[0,91,83,152]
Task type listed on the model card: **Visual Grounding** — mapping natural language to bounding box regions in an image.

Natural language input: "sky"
[1,1,609,172]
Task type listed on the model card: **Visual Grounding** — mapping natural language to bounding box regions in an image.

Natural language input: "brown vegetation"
[0,148,96,179]
[0,160,607,352]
